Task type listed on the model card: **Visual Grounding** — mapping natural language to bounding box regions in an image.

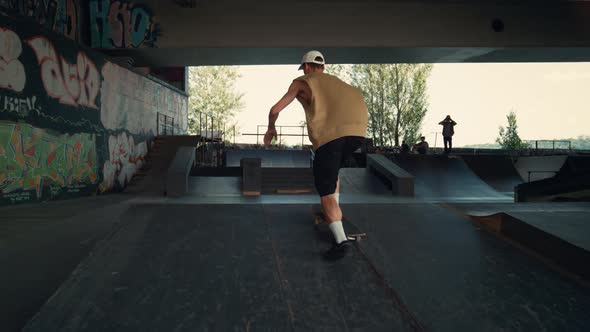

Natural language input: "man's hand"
[264,81,301,146]
[263,127,278,146]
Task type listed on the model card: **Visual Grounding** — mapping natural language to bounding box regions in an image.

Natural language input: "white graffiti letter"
[28,37,100,109]
[0,28,26,92]
[27,36,76,105]
[77,52,100,109]
[61,56,81,101]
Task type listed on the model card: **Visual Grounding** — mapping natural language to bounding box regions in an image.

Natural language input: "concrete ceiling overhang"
[103,47,590,67]
[100,0,590,66]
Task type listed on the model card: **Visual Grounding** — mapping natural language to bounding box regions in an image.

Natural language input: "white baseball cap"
[298,50,325,70]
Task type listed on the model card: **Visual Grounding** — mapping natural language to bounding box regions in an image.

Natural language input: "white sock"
[329,221,347,244]
[334,193,340,204]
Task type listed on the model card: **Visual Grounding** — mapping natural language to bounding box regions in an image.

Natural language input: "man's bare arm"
[268,81,302,128]
[263,80,304,145]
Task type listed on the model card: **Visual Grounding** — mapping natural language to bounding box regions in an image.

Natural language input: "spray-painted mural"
[0,122,97,202]
[28,36,100,109]
[89,0,160,48]
[0,16,187,205]
[0,0,79,41]
[99,132,147,192]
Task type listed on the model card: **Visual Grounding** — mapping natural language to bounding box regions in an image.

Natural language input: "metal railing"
[194,111,240,167]
[194,112,237,144]
[157,112,175,136]
[197,112,223,142]
[242,125,308,147]
[526,140,572,153]
[195,141,225,167]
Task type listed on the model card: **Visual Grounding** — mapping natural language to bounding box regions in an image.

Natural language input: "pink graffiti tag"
[0,28,26,92]
[27,36,100,109]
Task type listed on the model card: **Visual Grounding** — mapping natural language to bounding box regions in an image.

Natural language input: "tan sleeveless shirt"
[295,72,368,150]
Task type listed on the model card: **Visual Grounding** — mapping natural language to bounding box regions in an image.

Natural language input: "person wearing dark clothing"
[401,140,410,154]
[413,136,429,154]
[439,115,457,154]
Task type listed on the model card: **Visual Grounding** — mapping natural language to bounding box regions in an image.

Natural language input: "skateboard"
[312,205,367,242]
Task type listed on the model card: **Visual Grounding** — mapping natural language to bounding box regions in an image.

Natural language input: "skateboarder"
[438,115,457,154]
[263,50,368,260]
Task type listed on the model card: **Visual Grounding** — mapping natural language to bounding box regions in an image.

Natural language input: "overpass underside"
[101,0,590,66]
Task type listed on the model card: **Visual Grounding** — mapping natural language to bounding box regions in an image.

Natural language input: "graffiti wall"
[89,0,160,48]
[0,122,97,202]
[0,0,80,41]
[0,15,187,205]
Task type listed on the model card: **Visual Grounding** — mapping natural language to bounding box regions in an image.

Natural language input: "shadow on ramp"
[188,176,242,196]
[461,154,523,193]
[389,154,511,201]
[467,207,590,281]
[225,149,311,168]
[339,168,391,195]
[344,203,590,331]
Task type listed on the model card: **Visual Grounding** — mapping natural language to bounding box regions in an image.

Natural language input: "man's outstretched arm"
[264,81,302,145]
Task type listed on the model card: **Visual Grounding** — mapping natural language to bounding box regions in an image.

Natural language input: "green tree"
[571,136,590,150]
[349,64,388,146]
[325,63,347,78]
[496,111,529,150]
[347,64,432,147]
[390,64,432,146]
[188,66,244,138]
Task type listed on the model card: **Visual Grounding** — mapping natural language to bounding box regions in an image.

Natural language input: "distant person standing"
[413,136,429,154]
[439,115,457,154]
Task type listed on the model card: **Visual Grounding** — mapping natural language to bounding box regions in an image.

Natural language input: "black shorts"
[313,136,365,197]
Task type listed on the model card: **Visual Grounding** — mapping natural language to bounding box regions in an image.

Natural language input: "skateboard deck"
[312,205,367,242]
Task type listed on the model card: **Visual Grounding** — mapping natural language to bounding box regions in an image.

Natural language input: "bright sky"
[234,63,590,147]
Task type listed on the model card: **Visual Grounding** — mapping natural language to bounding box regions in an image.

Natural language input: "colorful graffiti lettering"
[0,0,78,41]
[89,0,159,48]
[0,15,189,205]
[1,94,39,117]
[53,0,79,40]
[99,132,147,192]
[0,121,98,198]
[0,28,26,92]
[27,36,100,108]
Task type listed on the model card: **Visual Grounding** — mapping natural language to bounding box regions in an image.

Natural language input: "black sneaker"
[322,240,353,261]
